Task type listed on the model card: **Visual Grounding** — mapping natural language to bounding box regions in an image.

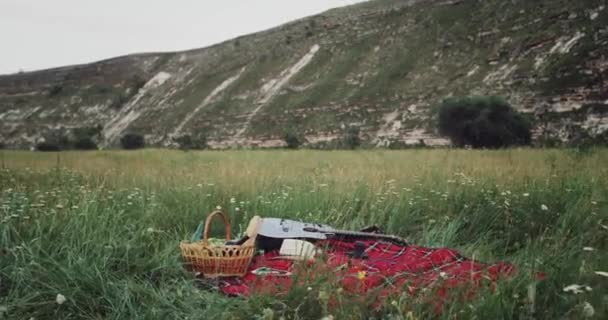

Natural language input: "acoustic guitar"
[255,217,409,247]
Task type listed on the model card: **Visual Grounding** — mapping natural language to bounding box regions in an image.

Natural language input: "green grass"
[0,149,607,319]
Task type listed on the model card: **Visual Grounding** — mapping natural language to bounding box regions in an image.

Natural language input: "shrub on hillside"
[71,126,101,150]
[47,84,63,97]
[35,132,70,151]
[73,126,101,139]
[110,93,129,109]
[94,84,113,94]
[0,141,5,149]
[73,137,98,150]
[339,127,361,149]
[120,133,145,150]
[437,96,531,149]
[282,132,303,149]
[128,75,147,92]
[385,139,427,150]
[35,142,61,152]
[173,134,208,150]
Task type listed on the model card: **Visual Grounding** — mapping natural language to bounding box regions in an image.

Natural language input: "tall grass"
[0,149,606,319]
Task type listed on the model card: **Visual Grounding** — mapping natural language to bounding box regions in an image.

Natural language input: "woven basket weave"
[180,210,254,278]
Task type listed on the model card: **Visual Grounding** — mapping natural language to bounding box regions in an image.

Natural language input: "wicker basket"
[180,210,255,278]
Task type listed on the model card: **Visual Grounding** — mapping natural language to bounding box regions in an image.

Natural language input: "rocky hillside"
[0,0,607,149]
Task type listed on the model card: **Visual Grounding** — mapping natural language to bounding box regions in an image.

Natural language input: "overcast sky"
[0,0,367,75]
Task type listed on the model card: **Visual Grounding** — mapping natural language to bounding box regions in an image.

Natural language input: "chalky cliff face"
[0,0,606,149]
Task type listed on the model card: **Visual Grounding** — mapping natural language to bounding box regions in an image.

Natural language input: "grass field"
[1,149,607,319]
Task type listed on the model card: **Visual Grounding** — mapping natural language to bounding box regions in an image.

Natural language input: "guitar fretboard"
[329,229,408,245]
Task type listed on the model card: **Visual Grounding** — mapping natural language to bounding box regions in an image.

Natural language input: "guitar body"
[256,218,334,240]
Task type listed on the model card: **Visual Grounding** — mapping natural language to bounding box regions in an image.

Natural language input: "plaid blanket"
[212,239,518,308]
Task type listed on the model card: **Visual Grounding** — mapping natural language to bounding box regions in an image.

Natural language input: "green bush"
[71,126,101,150]
[73,137,98,150]
[385,139,427,150]
[282,132,303,149]
[47,84,63,97]
[173,134,207,150]
[94,84,113,94]
[73,126,101,140]
[437,96,531,149]
[35,142,61,152]
[128,75,147,92]
[340,127,361,150]
[120,133,145,150]
[110,93,129,109]
[339,126,361,150]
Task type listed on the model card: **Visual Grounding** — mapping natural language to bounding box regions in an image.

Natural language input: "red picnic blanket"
[211,239,517,308]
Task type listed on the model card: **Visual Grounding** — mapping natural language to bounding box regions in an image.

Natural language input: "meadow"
[0,149,606,319]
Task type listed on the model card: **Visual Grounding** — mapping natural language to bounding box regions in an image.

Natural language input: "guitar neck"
[330,229,408,245]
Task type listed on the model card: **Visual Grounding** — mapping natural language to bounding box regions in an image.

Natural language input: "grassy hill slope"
[0,0,606,149]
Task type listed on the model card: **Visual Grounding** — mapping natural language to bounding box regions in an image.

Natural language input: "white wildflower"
[230,198,236,204]
[196,184,202,188]
[523,193,530,197]
[216,205,222,210]
[146,227,155,233]
[235,207,240,212]
[594,271,608,277]
[439,271,448,279]
[540,204,548,211]
[582,301,594,318]
[307,286,312,291]
[320,316,334,320]
[56,294,67,305]
[563,284,592,294]
[583,247,595,252]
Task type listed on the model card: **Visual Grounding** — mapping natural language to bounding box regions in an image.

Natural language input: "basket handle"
[202,210,231,245]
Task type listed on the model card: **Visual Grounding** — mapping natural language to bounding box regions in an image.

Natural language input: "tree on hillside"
[437,96,531,149]
[120,133,145,150]
[282,131,303,149]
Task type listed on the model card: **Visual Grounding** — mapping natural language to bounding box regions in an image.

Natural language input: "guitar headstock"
[244,216,262,245]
